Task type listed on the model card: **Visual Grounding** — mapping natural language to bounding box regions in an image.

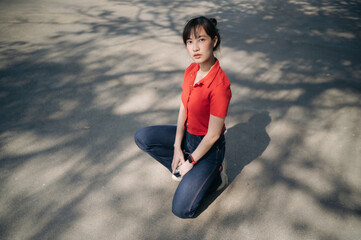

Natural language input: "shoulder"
[214,67,231,88]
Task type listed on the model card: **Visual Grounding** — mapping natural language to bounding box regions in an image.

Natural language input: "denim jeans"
[134,125,225,218]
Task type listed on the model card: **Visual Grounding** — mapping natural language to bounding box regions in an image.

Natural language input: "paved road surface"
[1,0,360,239]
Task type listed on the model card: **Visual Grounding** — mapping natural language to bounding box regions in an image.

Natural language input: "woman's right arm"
[172,104,186,173]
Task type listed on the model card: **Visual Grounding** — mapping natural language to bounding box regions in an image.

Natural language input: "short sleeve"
[210,81,232,117]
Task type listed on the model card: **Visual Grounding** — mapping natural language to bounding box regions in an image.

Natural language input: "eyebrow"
[187,35,207,40]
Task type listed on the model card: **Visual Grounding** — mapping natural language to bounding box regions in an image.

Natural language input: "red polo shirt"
[181,60,232,135]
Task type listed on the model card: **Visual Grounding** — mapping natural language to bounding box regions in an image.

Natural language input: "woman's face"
[186,26,217,65]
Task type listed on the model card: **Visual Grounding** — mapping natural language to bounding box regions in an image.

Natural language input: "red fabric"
[181,60,232,135]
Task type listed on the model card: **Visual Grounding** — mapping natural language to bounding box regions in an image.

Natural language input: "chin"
[193,58,205,64]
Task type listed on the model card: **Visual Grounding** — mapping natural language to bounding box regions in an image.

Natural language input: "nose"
[192,41,199,52]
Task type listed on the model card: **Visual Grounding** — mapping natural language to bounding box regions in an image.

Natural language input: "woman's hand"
[172,147,193,177]
[179,161,193,177]
[172,147,185,174]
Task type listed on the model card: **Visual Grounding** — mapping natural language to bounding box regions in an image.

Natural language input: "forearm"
[178,115,225,177]
[174,104,185,149]
[190,134,219,162]
[189,115,225,163]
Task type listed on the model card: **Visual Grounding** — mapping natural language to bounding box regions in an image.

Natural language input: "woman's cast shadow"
[195,111,271,216]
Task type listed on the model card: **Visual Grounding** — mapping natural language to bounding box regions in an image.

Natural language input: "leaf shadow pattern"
[195,111,271,216]
[0,0,361,239]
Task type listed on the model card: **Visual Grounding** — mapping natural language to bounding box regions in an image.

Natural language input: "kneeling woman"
[134,16,232,218]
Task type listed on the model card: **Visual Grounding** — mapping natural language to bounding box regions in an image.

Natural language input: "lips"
[193,54,201,59]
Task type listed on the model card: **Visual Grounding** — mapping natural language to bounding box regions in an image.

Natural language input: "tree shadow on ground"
[1,0,361,239]
[195,111,271,216]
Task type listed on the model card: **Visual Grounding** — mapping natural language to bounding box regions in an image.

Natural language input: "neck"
[199,55,216,74]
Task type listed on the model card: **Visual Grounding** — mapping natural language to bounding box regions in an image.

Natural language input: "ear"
[213,36,218,48]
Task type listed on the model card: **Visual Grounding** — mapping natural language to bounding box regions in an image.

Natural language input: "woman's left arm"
[179,114,225,176]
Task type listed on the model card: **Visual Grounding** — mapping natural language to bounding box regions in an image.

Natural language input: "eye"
[199,38,206,42]
[186,40,192,44]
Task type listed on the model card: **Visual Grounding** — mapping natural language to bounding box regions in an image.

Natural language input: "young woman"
[134,16,231,218]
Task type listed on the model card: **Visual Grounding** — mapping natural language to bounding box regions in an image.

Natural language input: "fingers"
[172,158,180,173]
[180,155,185,164]
[172,161,177,173]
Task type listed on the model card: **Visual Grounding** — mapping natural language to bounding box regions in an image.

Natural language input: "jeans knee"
[134,128,146,150]
[172,202,195,219]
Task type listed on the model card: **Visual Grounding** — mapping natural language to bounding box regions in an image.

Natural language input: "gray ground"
[0,0,360,239]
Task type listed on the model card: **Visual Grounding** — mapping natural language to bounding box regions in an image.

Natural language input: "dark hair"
[182,16,221,51]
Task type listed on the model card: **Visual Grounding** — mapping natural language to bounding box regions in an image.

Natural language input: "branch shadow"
[0,0,360,239]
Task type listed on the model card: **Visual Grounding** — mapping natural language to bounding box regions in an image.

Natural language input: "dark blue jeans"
[134,125,225,218]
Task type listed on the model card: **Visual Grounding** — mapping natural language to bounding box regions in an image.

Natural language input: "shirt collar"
[192,59,220,88]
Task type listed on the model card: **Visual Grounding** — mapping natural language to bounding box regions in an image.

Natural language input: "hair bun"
[209,18,217,26]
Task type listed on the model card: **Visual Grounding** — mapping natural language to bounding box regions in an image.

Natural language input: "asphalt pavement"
[0,0,360,239]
